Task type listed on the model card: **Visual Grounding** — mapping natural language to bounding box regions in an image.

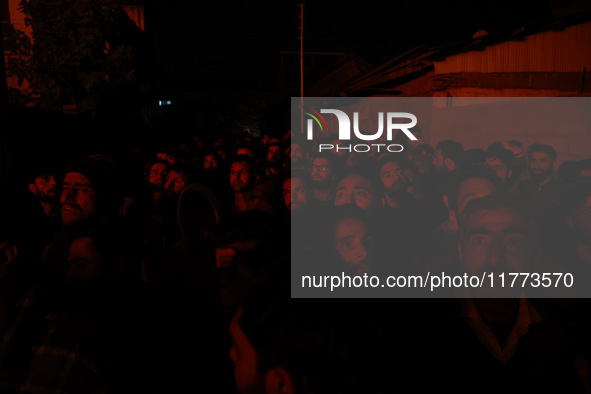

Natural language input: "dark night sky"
[147,0,567,83]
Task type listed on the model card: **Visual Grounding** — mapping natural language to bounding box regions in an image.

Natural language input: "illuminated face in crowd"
[61,172,97,226]
[230,161,254,193]
[266,145,283,167]
[310,157,333,186]
[283,177,308,211]
[30,174,58,202]
[334,217,372,275]
[529,152,554,183]
[485,157,512,184]
[148,162,169,189]
[165,170,188,197]
[290,143,304,165]
[380,161,405,194]
[203,154,219,172]
[459,206,538,293]
[334,174,377,212]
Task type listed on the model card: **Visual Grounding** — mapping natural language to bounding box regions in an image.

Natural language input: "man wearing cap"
[42,155,123,277]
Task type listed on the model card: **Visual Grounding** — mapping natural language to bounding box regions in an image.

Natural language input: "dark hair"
[26,161,58,185]
[376,153,408,172]
[486,146,515,168]
[436,140,465,168]
[527,143,557,161]
[335,167,382,198]
[145,158,170,176]
[445,168,500,212]
[465,148,486,167]
[459,194,538,243]
[231,154,257,174]
[508,140,524,149]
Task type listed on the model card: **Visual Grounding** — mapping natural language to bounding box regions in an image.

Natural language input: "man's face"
[459,207,538,278]
[61,172,97,226]
[283,177,308,211]
[266,145,282,168]
[571,195,591,247]
[230,161,253,192]
[334,217,372,275]
[203,154,219,172]
[529,152,554,182]
[310,158,332,186]
[290,143,304,164]
[456,178,497,216]
[432,149,445,170]
[334,175,376,212]
[380,161,405,194]
[148,162,169,188]
[30,174,58,202]
[229,307,264,393]
[411,154,432,176]
[165,170,188,197]
[485,157,511,183]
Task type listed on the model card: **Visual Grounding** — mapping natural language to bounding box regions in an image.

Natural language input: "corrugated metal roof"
[341,10,591,96]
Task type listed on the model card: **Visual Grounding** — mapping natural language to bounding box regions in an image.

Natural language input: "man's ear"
[265,367,297,394]
[28,183,36,194]
[0,241,18,280]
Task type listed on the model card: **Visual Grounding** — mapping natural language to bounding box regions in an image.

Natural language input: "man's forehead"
[313,158,330,166]
[530,152,551,160]
[231,161,251,170]
[63,172,92,185]
[151,162,167,170]
[465,207,529,231]
[335,218,366,238]
[35,174,55,183]
[338,175,372,189]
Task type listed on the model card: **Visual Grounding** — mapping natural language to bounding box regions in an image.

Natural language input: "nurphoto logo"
[305,109,418,153]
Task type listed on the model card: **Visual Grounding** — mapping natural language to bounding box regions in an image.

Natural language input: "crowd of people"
[1,126,591,393]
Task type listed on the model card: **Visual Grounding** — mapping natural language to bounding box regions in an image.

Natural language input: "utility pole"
[298,3,304,135]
